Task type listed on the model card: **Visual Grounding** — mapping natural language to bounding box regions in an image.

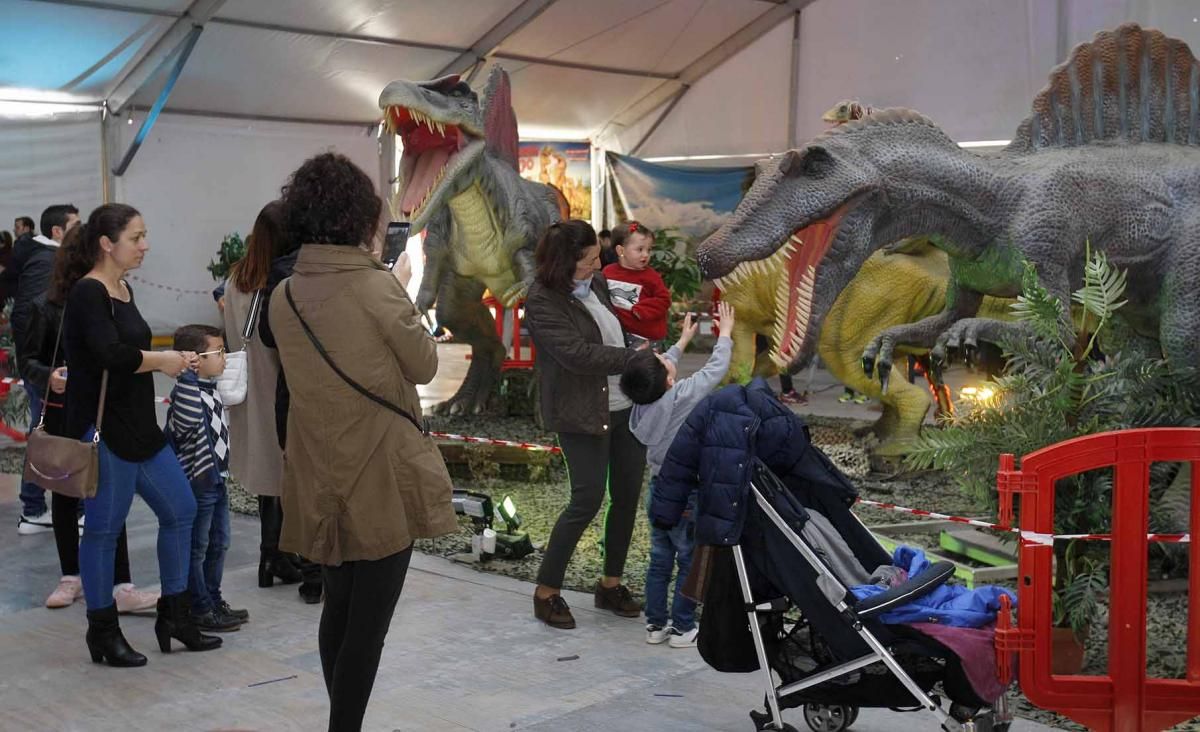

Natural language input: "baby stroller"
[701,459,1013,732]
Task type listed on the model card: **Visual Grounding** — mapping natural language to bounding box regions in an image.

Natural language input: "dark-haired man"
[14,204,78,534]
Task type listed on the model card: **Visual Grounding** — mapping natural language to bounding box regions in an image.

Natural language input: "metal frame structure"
[734,480,954,731]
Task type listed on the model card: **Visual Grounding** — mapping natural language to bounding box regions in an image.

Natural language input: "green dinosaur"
[379,68,562,415]
[719,237,1011,455]
[700,24,1200,394]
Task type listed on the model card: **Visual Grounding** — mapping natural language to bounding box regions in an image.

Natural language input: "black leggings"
[319,545,414,732]
[52,492,131,583]
[536,408,647,588]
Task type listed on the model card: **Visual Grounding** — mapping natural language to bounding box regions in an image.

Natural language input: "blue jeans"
[18,384,46,517]
[80,438,197,610]
[188,476,230,614]
[645,495,697,631]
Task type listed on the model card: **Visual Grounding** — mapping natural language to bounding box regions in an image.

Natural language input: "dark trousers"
[51,492,131,582]
[319,545,413,732]
[536,408,647,588]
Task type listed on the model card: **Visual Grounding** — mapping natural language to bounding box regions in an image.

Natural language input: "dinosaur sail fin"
[482,67,519,169]
[1007,23,1200,153]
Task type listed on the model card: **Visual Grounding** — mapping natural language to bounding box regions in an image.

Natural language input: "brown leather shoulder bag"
[23,303,109,498]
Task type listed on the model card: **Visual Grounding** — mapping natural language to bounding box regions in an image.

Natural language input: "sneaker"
[113,583,159,614]
[191,609,241,632]
[533,592,576,629]
[46,575,83,608]
[838,390,855,404]
[593,582,641,618]
[216,600,249,623]
[646,623,671,644]
[668,625,699,648]
[852,393,869,404]
[17,511,52,535]
[780,390,807,405]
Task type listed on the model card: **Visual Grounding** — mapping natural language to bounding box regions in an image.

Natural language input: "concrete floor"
[0,346,1051,732]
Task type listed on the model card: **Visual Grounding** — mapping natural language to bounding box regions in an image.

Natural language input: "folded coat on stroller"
[654,380,1015,732]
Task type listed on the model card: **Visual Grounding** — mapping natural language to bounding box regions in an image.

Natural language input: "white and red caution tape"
[429,432,562,454]
[855,497,1190,544]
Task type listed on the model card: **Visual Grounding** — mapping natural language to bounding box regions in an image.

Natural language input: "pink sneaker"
[113,583,159,614]
[46,576,83,609]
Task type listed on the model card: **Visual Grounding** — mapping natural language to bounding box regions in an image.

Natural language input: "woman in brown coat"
[265,153,458,732]
[221,201,302,588]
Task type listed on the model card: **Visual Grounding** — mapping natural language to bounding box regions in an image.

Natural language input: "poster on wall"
[518,141,592,220]
[606,152,755,244]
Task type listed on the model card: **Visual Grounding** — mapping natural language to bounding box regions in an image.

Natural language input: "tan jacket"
[268,244,458,565]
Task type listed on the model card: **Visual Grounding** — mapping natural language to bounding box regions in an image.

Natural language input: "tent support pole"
[112,25,202,176]
[787,10,801,149]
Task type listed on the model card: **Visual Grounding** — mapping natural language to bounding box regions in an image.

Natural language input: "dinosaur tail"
[1006,23,1200,152]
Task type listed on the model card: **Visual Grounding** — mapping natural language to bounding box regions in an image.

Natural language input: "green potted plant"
[649,228,702,344]
[207,232,246,282]
[906,248,1199,671]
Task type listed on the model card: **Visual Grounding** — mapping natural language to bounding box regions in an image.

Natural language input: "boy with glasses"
[167,325,247,632]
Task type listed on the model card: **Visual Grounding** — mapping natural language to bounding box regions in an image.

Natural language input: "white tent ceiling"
[0,0,797,141]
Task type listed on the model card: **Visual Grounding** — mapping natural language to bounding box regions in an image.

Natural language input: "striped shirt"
[167,372,230,482]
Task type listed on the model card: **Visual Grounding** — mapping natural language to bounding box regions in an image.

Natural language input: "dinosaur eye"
[781,146,833,177]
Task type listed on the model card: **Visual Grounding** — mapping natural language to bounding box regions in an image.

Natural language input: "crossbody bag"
[284,280,428,436]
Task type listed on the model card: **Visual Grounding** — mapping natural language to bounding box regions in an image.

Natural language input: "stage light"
[496,494,522,533]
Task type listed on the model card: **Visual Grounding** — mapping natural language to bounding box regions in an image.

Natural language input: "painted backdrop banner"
[606,152,755,242]
[519,141,592,219]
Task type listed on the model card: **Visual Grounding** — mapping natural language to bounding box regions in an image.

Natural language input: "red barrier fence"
[996,428,1200,731]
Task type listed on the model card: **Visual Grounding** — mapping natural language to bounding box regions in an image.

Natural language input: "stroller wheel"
[802,703,855,732]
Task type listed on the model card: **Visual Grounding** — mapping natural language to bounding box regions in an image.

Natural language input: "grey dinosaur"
[379,67,562,415]
[698,23,1200,391]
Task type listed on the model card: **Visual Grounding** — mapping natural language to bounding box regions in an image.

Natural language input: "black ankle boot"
[258,496,302,587]
[155,593,222,653]
[86,605,147,667]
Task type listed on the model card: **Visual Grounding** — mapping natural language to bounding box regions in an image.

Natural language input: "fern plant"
[906,248,1199,629]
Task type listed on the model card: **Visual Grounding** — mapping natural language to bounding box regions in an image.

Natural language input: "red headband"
[628,221,641,233]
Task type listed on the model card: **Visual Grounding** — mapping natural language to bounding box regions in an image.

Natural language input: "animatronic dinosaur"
[700,24,1200,392]
[718,237,1011,455]
[380,68,562,415]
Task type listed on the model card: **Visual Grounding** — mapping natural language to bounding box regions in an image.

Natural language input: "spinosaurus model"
[700,24,1200,398]
[379,68,562,415]
[717,99,1012,454]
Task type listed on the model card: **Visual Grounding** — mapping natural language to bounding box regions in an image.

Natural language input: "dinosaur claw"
[862,356,875,377]
[879,370,891,395]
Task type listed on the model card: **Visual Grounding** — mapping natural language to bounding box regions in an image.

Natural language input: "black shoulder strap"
[284,280,427,436]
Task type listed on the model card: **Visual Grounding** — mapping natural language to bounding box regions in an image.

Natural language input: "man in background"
[13,204,78,534]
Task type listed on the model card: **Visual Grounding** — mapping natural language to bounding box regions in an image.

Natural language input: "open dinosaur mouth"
[710,203,850,370]
[771,212,845,368]
[385,105,473,218]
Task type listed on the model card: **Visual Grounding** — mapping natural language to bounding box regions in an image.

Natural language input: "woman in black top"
[63,204,220,667]
[22,259,154,613]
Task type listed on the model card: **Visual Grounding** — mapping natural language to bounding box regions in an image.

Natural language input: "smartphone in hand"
[383,222,411,270]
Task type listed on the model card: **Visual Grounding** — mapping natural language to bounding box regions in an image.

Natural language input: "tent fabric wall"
[606,0,1200,161]
[114,113,381,333]
[0,117,104,236]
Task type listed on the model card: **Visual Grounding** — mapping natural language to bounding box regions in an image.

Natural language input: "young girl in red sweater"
[602,221,671,344]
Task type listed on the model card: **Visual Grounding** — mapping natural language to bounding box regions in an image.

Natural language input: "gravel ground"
[7,412,1194,729]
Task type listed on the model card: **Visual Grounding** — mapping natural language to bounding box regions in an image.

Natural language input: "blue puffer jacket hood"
[652,378,858,546]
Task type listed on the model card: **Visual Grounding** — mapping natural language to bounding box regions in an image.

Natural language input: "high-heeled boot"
[86,605,147,667]
[155,592,222,653]
[258,495,302,587]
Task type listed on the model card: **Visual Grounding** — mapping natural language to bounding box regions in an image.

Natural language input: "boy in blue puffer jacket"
[622,303,735,648]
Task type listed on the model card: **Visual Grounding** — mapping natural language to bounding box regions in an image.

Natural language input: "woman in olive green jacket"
[266,153,457,732]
